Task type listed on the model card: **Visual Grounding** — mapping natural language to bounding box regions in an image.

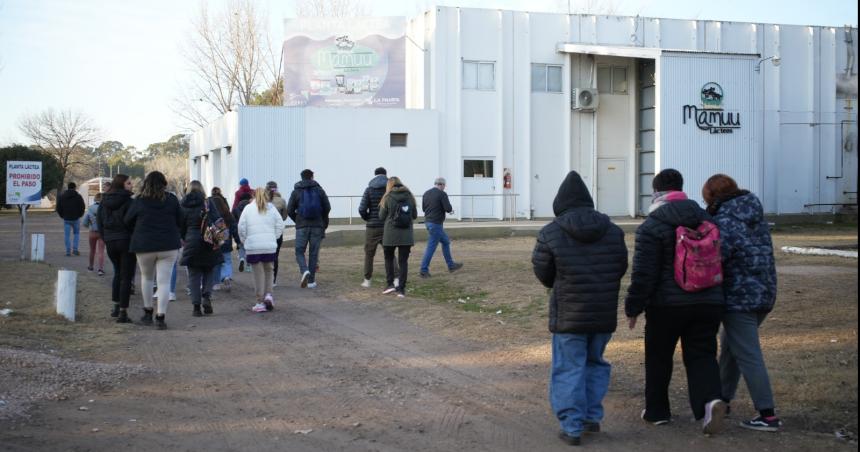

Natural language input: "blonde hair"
[379,176,414,210]
[253,187,268,213]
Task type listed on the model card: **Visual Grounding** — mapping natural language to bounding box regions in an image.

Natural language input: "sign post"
[6,161,43,261]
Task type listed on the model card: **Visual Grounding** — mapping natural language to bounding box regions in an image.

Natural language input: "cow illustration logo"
[700,82,723,109]
[335,35,355,51]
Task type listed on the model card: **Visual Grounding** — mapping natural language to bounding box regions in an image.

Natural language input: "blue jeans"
[169,259,178,293]
[220,251,233,280]
[719,312,775,411]
[63,220,80,253]
[420,222,454,273]
[550,333,612,437]
[295,227,323,283]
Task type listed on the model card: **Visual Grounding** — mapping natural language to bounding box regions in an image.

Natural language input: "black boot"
[116,308,132,323]
[155,314,166,330]
[139,308,154,325]
[202,297,213,315]
[110,303,120,318]
[192,304,203,317]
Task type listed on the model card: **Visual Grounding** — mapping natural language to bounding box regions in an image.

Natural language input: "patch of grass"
[0,261,126,358]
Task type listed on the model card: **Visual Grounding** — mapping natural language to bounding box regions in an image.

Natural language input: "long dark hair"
[139,171,168,201]
[210,195,234,223]
[108,174,129,193]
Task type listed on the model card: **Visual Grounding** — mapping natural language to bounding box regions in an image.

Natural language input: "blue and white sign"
[6,161,42,205]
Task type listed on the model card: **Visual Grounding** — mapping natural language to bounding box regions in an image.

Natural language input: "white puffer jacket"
[238,202,285,255]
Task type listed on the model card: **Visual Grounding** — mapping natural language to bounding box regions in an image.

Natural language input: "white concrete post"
[30,234,45,262]
[56,270,77,321]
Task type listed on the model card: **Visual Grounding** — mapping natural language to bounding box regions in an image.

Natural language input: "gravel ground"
[0,347,147,420]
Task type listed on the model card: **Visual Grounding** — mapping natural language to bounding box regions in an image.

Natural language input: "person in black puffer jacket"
[532,171,628,445]
[179,181,224,317]
[232,192,253,272]
[56,182,86,256]
[357,167,397,286]
[625,169,727,434]
[703,174,781,432]
[97,174,137,323]
[124,171,182,330]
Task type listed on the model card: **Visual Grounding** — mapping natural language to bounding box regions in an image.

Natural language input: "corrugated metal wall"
[659,52,761,205]
[237,107,306,194]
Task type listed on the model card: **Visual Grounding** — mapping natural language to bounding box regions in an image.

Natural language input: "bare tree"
[174,0,278,129]
[18,109,100,190]
[557,0,620,15]
[295,0,368,17]
[146,155,190,196]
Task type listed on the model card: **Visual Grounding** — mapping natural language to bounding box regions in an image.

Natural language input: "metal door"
[597,159,628,216]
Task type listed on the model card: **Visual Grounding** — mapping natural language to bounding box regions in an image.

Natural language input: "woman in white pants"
[238,188,285,312]
[124,171,183,330]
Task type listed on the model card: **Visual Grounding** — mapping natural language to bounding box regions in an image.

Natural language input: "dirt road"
[0,213,854,451]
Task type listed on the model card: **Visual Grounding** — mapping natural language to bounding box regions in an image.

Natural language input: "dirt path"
[0,214,854,451]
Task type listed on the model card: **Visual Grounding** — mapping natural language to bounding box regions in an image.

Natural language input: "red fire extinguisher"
[503,169,512,189]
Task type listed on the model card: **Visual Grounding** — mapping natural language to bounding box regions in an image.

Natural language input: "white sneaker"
[251,302,267,313]
[393,277,400,288]
[212,284,222,291]
[300,270,310,288]
[396,292,405,298]
[703,399,727,435]
[168,292,176,302]
[307,282,317,289]
[361,279,372,288]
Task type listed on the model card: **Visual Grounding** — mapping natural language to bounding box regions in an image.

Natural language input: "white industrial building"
[190,7,858,219]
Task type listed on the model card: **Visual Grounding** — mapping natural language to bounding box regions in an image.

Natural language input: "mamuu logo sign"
[682,82,741,134]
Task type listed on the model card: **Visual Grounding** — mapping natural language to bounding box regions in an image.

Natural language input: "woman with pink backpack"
[624,169,727,435]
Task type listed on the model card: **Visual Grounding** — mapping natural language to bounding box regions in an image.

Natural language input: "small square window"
[612,67,628,94]
[531,64,546,92]
[477,63,495,90]
[597,66,611,94]
[390,133,408,147]
[547,66,562,92]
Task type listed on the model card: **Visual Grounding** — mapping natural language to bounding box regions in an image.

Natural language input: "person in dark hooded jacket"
[625,169,727,435]
[287,169,331,288]
[531,171,628,445]
[232,192,253,272]
[357,167,398,287]
[97,174,136,323]
[179,181,224,317]
[56,182,86,256]
[703,174,781,432]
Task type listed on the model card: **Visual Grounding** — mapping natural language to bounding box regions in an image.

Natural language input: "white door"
[461,159,496,218]
[597,159,627,216]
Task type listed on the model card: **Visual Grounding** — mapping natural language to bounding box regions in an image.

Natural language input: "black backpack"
[392,200,413,229]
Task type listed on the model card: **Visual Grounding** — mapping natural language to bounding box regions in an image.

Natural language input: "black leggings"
[105,239,137,309]
[383,245,411,293]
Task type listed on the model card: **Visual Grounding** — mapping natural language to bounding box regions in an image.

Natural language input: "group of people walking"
[534,168,780,446]
[58,165,780,444]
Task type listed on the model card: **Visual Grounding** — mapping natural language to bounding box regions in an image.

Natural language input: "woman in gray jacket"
[378,177,417,298]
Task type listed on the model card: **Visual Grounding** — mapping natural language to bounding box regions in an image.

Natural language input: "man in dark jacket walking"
[56,182,86,256]
[532,171,628,446]
[625,168,727,435]
[286,169,331,288]
[358,167,397,287]
[419,177,463,277]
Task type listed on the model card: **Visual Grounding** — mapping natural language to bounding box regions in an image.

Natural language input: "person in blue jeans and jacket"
[703,174,781,432]
[56,182,86,256]
[286,169,331,288]
[419,177,463,277]
[532,171,628,446]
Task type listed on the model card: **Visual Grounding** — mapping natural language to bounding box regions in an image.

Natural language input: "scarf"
[648,190,688,214]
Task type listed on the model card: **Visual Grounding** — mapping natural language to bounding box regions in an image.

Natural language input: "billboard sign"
[6,161,42,205]
[283,17,405,108]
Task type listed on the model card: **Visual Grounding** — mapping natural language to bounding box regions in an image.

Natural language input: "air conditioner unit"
[571,88,599,111]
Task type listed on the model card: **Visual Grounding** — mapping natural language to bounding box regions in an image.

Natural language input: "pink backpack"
[674,221,723,292]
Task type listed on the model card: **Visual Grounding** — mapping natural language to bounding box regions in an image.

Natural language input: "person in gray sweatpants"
[703,174,781,432]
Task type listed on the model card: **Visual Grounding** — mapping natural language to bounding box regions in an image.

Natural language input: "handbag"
[201,200,228,250]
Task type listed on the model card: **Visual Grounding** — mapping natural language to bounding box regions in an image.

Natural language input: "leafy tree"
[0,145,64,209]
[144,134,190,159]
[250,78,284,106]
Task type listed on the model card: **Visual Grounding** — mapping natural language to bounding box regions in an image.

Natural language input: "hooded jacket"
[624,196,724,317]
[532,171,628,334]
[179,191,224,268]
[124,192,182,254]
[55,189,85,221]
[712,192,777,313]
[378,185,418,247]
[232,184,254,210]
[358,174,388,228]
[97,190,134,242]
[286,179,331,230]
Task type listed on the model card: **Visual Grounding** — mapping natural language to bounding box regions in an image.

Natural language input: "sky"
[0,0,857,151]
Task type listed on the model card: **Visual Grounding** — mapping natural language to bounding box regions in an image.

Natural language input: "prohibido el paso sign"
[682,82,741,134]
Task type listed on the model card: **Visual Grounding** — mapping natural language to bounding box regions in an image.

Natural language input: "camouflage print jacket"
[712,192,777,313]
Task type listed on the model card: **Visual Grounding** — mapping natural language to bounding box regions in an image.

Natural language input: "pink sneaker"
[264,293,274,311]
[251,303,267,313]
